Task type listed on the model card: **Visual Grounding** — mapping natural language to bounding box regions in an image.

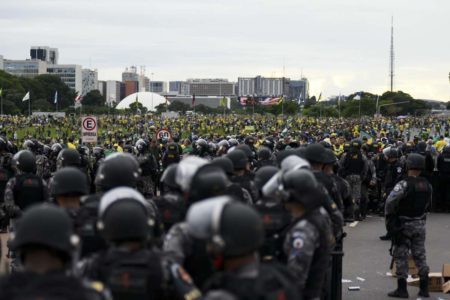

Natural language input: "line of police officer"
[0,133,434,299]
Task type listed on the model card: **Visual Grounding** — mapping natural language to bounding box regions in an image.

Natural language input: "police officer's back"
[81,187,202,300]
[279,169,335,300]
[0,204,107,300]
[3,150,48,217]
[187,196,301,300]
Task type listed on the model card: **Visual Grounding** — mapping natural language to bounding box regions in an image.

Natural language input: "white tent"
[115,92,166,111]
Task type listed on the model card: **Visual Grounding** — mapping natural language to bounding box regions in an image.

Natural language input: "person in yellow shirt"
[434,135,447,153]
[67,138,76,149]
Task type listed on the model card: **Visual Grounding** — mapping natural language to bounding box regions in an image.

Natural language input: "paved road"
[342,213,450,300]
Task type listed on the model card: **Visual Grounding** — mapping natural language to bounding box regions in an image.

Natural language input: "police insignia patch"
[292,238,304,249]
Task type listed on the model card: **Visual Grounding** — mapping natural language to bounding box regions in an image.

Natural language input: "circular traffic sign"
[157,129,172,140]
[82,117,97,131]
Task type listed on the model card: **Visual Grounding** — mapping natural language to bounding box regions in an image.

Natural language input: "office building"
[289,78,309,101]
[30,46,59,64]
[81,69,98,96]
[3,59,47,78]
[149,81,167,94]
[106,80,122,104]
[98,80,107,97]
[187,79,234,96]
[238,76,289,97]
[122,66,139,82]
[124,81,139,97]
[169,81,184,94]
[47,64,82,92]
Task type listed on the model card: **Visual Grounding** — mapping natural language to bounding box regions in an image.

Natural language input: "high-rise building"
[238,76,289,97]
[169,81,184,94]
[106,80,122,104]
[122,66,139,82]
[289,78,309,101]
[3,59,48,78]
[149,81,167,94]
[81,69,98,96]
[187,79,234,96]
[98,80,107,97]
[124,81,139,97]
[47,64,82,92]
[30,46,59,64]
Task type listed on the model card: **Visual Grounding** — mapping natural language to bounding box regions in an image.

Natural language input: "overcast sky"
[1,0,449,100]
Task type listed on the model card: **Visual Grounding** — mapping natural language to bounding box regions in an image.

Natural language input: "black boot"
[418,275,430,298]
[388,278,409,298]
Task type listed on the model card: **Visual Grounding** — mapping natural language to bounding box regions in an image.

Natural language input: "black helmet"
[303,143,328,164]
[95,153,141,192]
[9,204,78,259]
[51,143,63,155]
[12,150,36,174]
[254,166,278,192]
[323,148,337,165]
[226,149,248,170]
[406,153,425,170]
[228,138,239,147]
[51,167,89,197]
[244,136,255,145]
[93,146,105,159]
[276,149,296,166]
[258,147,271,160]
[416,141,427,154]
[280,169,323,211]
[98,187,155,242]
[160,164,180,190]
[210,157,234,177]
[175,156,208,193]
[23,139,38,153]
[187,196,264,257]
[217,140,230,150]
[189,164,229,203]
[235,144,253,160]
[57,149,81,169]
[136,139,148,153]
[262,139,275,151]
[385,147,399,159]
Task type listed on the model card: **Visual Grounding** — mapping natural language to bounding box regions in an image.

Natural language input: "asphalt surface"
[342,213,450,300]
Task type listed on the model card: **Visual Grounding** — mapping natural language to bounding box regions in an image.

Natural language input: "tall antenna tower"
[390,16,394,92]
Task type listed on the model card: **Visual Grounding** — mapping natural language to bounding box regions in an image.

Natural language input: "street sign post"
[81,116,98,143]
[156,128,172,141]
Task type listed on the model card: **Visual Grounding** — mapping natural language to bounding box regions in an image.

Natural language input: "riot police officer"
[81,187,202,300]
[436,146,450,212]
[279,169,335,300]
[385,153,431,298]
[186,196,300,300]
[135,139,157,198]
[254,166,291,261]
[254,147,275,171]
[0,137,13,232]
[163,158,228,287]
[56,148,82,171]
[339,139,368,220]
[0,204,108,300]
[3,150,48,219]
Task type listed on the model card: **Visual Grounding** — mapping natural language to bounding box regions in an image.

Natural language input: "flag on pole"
[135,92,139,104]
[192,94,196,107]
[278,96,284,105]
[22,91,30,102]
[54,91,58,104]
[0,88,3,97]
[220,96,227,107]
[74,94,82,108]
[318,93,322,101]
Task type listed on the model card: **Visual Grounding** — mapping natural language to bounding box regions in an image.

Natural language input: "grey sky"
[1,0,449,100]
